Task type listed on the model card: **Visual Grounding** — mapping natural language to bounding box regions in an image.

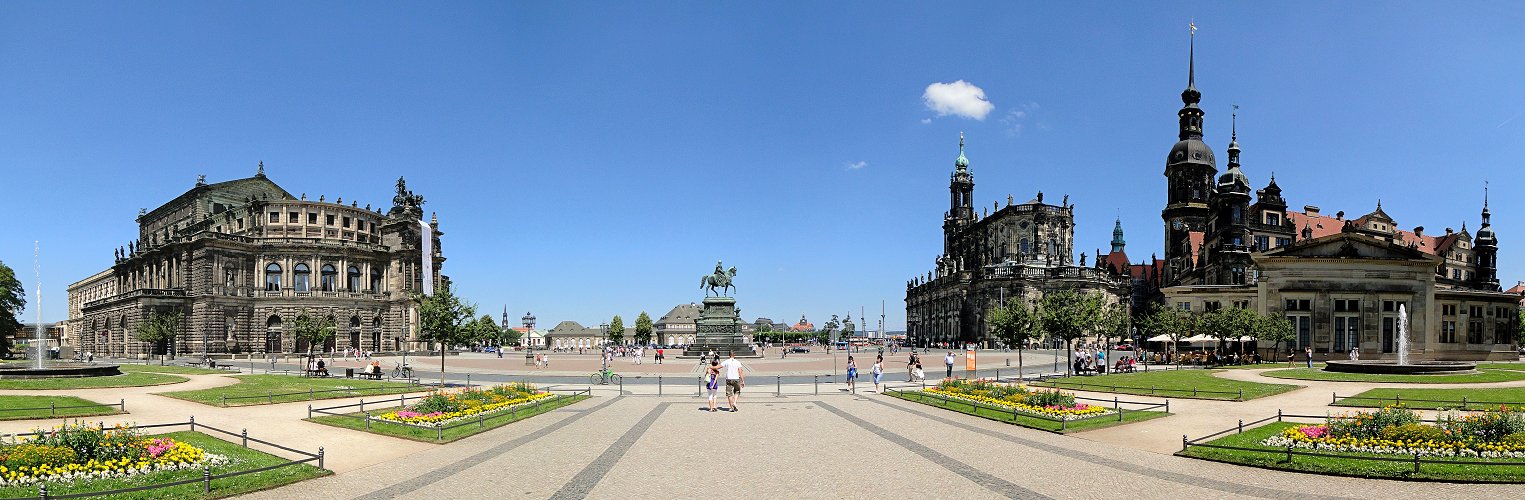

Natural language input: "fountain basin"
[0,363,121,379]
[1324,359,1477,375]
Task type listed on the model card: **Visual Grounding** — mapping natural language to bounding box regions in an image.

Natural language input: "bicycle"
[590,368,621,385]
[391,363,414,380]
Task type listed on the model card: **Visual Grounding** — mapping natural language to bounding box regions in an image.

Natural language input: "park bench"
[304,369,330,378]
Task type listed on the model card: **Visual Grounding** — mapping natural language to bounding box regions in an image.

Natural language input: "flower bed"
[0,422,227,486]
[1263,406,1525,458]
[374,383,555,427]
[924,379,1112,421]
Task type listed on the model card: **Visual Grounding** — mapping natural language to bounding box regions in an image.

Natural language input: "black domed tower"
[1473,185,1500,291]
[1162,26,1218,285]
[1205,110,1253,285]
[944,133,976,263]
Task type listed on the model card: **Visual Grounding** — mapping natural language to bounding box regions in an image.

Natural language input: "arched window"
[265,264,282,291]
[265,316,283,353]
[347,266,361,291]
[370,268,382,292]
[320,264,337,292]
[293,263,311,292]
[1019,238,1029,254]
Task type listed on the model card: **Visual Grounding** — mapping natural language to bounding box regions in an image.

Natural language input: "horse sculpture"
[701,265,738,297]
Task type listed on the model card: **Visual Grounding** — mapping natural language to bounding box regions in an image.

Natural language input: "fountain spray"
[34,241,44,369]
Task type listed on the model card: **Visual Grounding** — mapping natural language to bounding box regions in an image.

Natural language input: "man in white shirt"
[944,352,955,379]
[720,351,745,412]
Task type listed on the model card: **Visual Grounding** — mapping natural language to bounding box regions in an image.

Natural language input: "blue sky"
[4,2,1523,330]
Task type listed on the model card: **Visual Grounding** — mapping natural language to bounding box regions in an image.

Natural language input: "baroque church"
[66,165,446,357]
[1151,33,1518,360]
[904,135,1128,348]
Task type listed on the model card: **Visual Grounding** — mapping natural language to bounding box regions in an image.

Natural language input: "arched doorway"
[265,316,282,353]
[349,316,362,349]
[371,317,382,353]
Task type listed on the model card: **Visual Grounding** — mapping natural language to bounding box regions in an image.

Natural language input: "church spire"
[1110,216,1126,253]
[1178,22,1204,141]
[1227,104,1241,167]
[1482,181,1492,226]
[955,131,968,169]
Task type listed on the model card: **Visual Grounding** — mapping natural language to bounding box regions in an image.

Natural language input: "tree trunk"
[1017,347,1024,383]
[1065,339,1073,377]
[440,342,447,388]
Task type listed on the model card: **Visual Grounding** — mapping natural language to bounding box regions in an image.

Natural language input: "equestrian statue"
[701,260,738,297]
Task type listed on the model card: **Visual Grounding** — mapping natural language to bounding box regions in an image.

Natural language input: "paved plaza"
[3,360,1523,498]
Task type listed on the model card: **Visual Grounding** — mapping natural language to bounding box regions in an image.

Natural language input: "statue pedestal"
[679,297,760,358]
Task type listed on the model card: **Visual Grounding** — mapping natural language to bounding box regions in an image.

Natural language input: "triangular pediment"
[1261,232,1435,261]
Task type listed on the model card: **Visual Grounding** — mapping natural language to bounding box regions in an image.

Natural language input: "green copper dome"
[954,132,969,168]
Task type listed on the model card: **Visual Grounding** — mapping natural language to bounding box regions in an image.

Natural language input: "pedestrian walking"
[705,359,721,412]
[872,355,884,393]
[1305,346,1313,368]
[906,352,919,382]
[944,352,955,379]
[720,351,745,412]
[656,347,664,364]
[846,356,858,391]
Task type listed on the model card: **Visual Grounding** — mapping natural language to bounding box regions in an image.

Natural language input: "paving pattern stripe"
[548,402,672,500]
[815,401,1051,500]
[350,396,624,500]
[862,396,1352,500]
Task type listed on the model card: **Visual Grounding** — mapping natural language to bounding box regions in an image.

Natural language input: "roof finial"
[256,161,265,177]
[1377,198,1382,210]
[1188,20,1197,88]
[1484,180,1490,210]
[1231,104,1238,141]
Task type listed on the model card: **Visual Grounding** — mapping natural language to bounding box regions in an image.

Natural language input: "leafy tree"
[634,312,653,345]
[1255,312,1296,359]
[1039,291,1105,376]
[1137,308,1191,364]
[987,298,1039,378]
[608,315,625,345]
[291,313,337,357]
[133,310,182,364]
[1198,308,1255,355]
[0,261,23,358]
[415,286,477,386]
[1095,303,1130,351]
[469,314,503,347]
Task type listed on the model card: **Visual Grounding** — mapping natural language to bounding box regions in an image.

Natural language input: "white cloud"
[922,80,994,120]
[920,118,932,124]
[846,161,868,170]
[999,102,1041,136]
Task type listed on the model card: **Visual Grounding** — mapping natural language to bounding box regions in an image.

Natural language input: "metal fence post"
[38,482,46,500]
[241,428,248,447]
[268,391,273,405]
[203,466,211,492]
[307,405,312,419]
[1413,453,1420,473]
[318,446,325,469]
[1193,387,1197,397]
[222,395,227,407]
[1277,408,1283,422]
[436,423,443,441]
[1238,388,1243,401]
[1182,435,1188,452]
[1332,392,1337,404]
[478,412,484,428]
[1462,396,1468,409]
[50,401,55,417]
[190,415,196,432]
[466,374,471,389]
[1114,396,1119,410]
[1395,394,1400,405]
[309,387,314,401]
[1238,419,1243,434]
[120,398,126,413]
[359,399,365,413]
[1165,400,1169,413]
[365,414,372,429]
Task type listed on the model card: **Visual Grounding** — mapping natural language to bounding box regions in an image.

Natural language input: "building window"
[269,212,280,223]
[1288,315,1312,350]
[320,264,337,292]
[1442,304,1457,316]
[1254,235,1269,250]
[1334,299,1359,313]
[1204,301,1222,312]
[1467,319,1483,344]
[1265,213,1281,226]
[308,213,318,224]
[343,216,351,228]
[1440,321,1457,343]
[1177,302,1191,311]
[265,264,282,291]
[1333,316,1359,352]
[1452,269,1461,280]
[325,215,335,226]
[293,263,311,292]
[1276,237,1291,247]
[1019,239,1029,254]
[1230,267,1245,285]
[347,266,361,291]
[1284,299,1312,312]
[371,268,382,292]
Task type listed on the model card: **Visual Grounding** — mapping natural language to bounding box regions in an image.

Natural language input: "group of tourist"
[702,352,746,412]
[1072,348,1107,375]
[844,354,886,392]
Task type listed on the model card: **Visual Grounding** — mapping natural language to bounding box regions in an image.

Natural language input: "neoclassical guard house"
[66,165,446,356]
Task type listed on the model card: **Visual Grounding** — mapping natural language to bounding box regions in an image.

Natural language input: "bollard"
[1114,396,1119,410]
[1413,453,1420,473]
[307,405,312,419]
[203,466,211,492]
[1193,387,1197,397]
[268,391,274,405]
[1181,435,1188,452]
[1164,400,1169,413]
[365,414,372,430]
[814,375,819,395]
[190,415,196,432]
[1277,408,1283,422]
[1332,392,1337,404]
[360,399,365,413]
[996,369,1000,381]
[659,376,663,396]
[776,376,781,397]
[478,412,484,428]
[619,376,623,395]
[1118,406,1124,421]
[318,446,325,469]
[1238,419,1243,434]
[436,423,443,441]
[241,428,248,447]
[121,398,126,413]
[1238,388,1243,401]
[466,374,471,389]
[51,401,56,416]
[39,483,47,500]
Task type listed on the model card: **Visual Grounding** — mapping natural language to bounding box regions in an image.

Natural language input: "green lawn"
[307,393,590,442]
[0,395,122,420]
[1334,386,1525,409]
[1475,363,1525,372]
[1179,421,1525,482]
[1029,369,1301,401]
[0,371,188,390]
[158,374,421,406]
[1261,366,1525,384]
[0,431,329,499]
[117,363,233,375]
[888,390,1169,433]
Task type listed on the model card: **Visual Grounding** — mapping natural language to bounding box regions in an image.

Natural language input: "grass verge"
[888,390,1168,433]
[0,371,188,390]
[1178,421,1525,482]
[0,430,329,499]
[157,375,421,406]
[306,393,590,442]
[1334,386,1525,410]
[1030,369,1300,401]
[1261,366,1525,384]
[117,364,234,375]
[0,395,123,421]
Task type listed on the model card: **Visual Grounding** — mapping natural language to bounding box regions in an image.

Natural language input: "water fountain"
[1324,303,1476,375]
[0,242,120,379]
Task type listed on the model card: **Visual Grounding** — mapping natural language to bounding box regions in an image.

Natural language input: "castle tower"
[1474,185,1500,291]
[1205,109,1253,284]
[1110,217,1126,253]
[1162,25,1218,284]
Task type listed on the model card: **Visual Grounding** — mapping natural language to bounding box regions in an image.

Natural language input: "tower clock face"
[1172,220,1184,230]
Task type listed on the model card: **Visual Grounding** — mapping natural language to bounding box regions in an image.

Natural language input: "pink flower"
[1298,425,1328,439]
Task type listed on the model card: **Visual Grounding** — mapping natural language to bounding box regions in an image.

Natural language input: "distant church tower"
[1111,217,1126,253]
[1162,26,1218,284]
[944,133,975,266]
[1474,186,1500,291]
